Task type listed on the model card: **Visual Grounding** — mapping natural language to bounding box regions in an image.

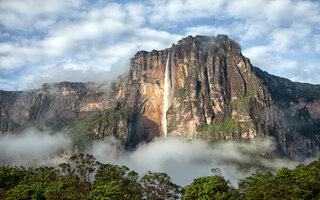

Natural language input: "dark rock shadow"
[125,113,159,150]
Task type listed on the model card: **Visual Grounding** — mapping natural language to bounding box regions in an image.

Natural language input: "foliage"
[231,95,254,109]
[197,117,239,137]
[44,107,134,149]
[91,163,142,200]
[177,88,189,102]
[182,175,238,200]
[140,171,182,200]
[0,165,26,190]
[89,182,123,200]
[6,182,47,200]
[238,158,320,199]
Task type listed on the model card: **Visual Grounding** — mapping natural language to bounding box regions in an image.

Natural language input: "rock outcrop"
[1,35,319,160]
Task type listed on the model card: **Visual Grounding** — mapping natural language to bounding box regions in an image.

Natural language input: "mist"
[25,59,130,91]
[0,129,303,187]
[88,136,300,186]
[0,128,71,166]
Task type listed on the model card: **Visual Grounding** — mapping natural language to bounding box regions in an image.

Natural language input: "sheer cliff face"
[120,35,320,159]
[125,35,269,138]
[1,35,319,160]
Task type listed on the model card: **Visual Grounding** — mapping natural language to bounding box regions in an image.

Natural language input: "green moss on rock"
[198,118,239,135]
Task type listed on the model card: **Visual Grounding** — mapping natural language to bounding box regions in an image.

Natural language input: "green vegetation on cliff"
[197,117,241,142]
[198,117,239,134]
[38,107,134,149]
[67,107,133,148]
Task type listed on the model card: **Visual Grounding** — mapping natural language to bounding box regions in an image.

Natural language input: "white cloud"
[150,0,320,28]
[243,46,300,70]
[0,0,82,31]
[89,137,299,186]
[225,0,267,19]
[0,1,183,89]
[19,25,182,89]
[0,134,303,186]
[185,26,225,37]
[0,0,320,90]
[270,25,311,52]
[149,0,225,24]
[184,23,244,42]
[243,45,320,84]
[0,128,71,166]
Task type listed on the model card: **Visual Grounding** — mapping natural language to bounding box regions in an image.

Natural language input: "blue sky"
[0,0,319,91]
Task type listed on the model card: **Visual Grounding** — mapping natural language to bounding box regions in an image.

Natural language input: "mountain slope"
[0,35,319,160]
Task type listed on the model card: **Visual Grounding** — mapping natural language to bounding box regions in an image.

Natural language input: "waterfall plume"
[162,52,170,137]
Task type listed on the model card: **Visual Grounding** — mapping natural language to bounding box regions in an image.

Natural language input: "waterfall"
[162,52,170,137]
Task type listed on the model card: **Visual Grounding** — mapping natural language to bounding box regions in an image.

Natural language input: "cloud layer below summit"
[0,128,71,166]
[89,137,300,186]
[0,130,301,187]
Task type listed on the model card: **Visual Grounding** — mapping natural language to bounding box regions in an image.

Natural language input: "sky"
[0,0,319,91]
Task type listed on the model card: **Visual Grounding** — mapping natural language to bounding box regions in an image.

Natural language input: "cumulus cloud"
[0,0,82,31]
[0,0,319,90]
[150,0,320,32]
[88,137,299,186]
[270,25,311,52]
[149,0,225,24]
[0,128,71,166]
[242,24,320,84]
[0,1,183,90]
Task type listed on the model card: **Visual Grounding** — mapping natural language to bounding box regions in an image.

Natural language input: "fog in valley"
[89,136,300,186]
[0,128,306,186]
[0,128,71,166]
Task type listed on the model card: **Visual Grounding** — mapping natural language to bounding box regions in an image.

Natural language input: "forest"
[0,153,319,200]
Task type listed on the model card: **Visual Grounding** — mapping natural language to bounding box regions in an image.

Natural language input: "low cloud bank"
[89,137,299,186]
[0,128,71,166]
[0,130,304,186]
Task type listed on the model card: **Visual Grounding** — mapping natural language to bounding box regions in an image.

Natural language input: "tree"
[140,171,182,200]
[0,166,26,191]
[2,154,318,200]
[58,153,97,196]
[6,182,47,200]
[91,163,142,200]
[182,175,238,200]
[237,170,274,199]
[43,181,84,200]
[89,181,123,200]
[238,158,320,199]
[69,153,97,183]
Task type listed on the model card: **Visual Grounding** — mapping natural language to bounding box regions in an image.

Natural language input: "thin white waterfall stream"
[162,53,170,137]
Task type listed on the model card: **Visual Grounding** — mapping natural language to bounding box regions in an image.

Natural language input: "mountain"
[1,35,319,160]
